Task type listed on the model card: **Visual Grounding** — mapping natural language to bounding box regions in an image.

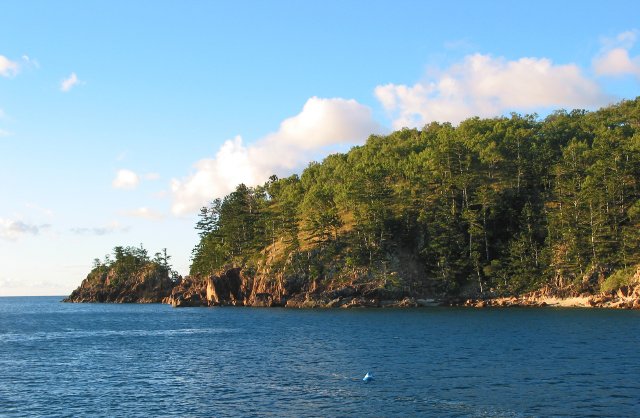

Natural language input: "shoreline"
[61,294,640,310]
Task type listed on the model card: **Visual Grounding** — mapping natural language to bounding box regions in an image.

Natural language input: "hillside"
[189,98,640,302]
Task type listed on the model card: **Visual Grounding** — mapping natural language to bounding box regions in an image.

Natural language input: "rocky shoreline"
[65,265,640,311]
[163,268,640,310]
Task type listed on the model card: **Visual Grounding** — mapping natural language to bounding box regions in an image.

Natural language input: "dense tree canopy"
[190,98,640,297]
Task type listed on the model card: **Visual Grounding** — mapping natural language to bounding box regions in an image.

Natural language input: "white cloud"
[170,96,384,215]
[0,55,19,77]
[121,207,164,220]
[69,221,129,236]
[0,129,12,138]
[375,53,612,128]
[593,30,640,77]
[60,72,83,92]
[112,169,140,190]
[0,218,51,241]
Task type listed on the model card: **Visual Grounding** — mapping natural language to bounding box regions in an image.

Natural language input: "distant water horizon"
[1,297,639,417]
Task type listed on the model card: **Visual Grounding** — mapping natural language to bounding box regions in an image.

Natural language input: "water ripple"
[1,298,640,417]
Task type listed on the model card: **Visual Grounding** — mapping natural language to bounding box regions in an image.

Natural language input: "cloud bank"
[170,97,383,215]
[375,53,612,128]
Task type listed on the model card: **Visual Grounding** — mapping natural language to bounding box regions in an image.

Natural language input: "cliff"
[164,267,419,308]
[64,263,176,303]
[163,264,640,310]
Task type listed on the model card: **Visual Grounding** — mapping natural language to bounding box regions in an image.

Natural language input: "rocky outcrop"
[163,276,208,307]
[161,268,421,308]
[171,266,635,310]
[206,268,246,306]
[450,280,640,310]
[65,264,175,303]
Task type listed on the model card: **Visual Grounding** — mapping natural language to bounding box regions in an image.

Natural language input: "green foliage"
[600,267,637,293]
[92,245,178,286]
[189,98,640,296]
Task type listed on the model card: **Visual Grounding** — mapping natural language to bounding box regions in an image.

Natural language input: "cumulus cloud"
[0,55,19,77]
[60,72,82,92]
[593,30,640,77]
[69,221,129,236]
[121,207,164,221]
[375,53,612,128]
[0,218,51,241]
[112,169,140,190]
[170,96,384,215]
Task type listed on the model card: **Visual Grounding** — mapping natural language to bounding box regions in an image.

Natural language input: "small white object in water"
[363,372,374,382]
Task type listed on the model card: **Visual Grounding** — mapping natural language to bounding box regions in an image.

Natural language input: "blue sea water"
[0,297,639,417]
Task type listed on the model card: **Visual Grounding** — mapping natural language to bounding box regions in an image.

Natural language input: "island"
[66,98,640,309]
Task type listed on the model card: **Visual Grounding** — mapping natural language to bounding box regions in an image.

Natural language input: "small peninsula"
[66,98,640,309]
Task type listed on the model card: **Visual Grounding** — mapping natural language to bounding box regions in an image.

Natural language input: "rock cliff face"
[64,264,175,303]
[163,268,418,308]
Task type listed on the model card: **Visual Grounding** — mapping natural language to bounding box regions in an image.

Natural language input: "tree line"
[190,98,640,296]
[92,245,180,285]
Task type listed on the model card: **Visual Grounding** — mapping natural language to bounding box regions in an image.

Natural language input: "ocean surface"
[0,297,639,417]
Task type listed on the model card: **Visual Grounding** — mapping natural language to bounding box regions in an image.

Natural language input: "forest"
[189,98,640,298]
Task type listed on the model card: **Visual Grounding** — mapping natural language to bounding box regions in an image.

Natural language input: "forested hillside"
[190,98,640,299]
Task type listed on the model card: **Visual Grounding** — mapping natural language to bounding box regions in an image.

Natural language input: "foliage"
[91,245,179,286]
[189,98,640,296]
[600,266,637,293]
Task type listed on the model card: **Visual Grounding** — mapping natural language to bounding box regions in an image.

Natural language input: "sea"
[0,297,639,417]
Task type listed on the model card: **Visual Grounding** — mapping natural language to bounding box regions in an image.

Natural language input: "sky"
[1,0,639,296]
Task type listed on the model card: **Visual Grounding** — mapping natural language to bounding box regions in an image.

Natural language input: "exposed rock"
[252,293,274,307]
[164,276,208,307]
[207,268,245,306]
[65,263,175,303]
[285,293,330,308]
[616,286,630,299]
[159,265,640,310]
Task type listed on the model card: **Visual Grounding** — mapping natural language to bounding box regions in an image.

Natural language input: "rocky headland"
[66,256,640,310]
[64,263,175,303]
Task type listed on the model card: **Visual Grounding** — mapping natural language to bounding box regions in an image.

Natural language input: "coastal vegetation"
[64,245,179,303]
[189,98,640,299]
[66,98,640,306]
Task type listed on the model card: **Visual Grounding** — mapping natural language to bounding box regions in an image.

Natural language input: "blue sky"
[1,1,639,295]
